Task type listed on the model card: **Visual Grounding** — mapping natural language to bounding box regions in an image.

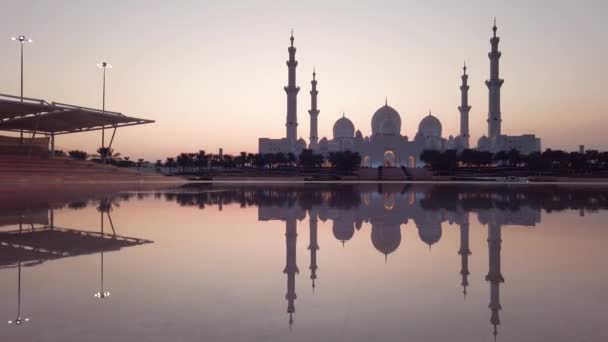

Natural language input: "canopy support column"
[103,126,117,164]
[49,133,55,157]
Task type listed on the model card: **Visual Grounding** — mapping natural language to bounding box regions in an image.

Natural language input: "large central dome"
[371,104,401,136]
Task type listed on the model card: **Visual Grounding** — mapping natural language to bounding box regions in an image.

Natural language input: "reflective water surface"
[1,183,608,342]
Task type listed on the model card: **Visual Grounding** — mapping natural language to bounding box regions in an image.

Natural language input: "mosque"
[259,21,541,166]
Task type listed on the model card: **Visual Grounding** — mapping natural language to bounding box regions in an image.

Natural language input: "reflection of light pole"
[7,262,29,326]
[8,223,30,326]
[93,211,110,299]
[11,35,33,103]
[96,62,112,151]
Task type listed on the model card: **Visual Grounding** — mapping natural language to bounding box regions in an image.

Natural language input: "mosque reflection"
[165,183,608,339]
[0,198,152,326]
[2,183,607,339]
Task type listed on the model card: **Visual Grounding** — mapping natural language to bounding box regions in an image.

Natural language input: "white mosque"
[259,21,541,167]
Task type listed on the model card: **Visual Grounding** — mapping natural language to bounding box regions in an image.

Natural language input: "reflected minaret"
[485,222,504,340]
[285,30,300,146]
[308,211,319,291]
[459,63,471,148]
[283,216,299,329]
[486,18,504,138]
[308,69,319,150]
[458,215,472,299]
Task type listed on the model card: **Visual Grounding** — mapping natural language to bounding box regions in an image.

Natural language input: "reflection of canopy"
[0,94,154,135]
[0,226,152,269]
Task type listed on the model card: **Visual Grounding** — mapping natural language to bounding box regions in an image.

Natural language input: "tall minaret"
[285,30,300,146]
[459,63,471,148]
[486,18,504,139]
[458,214,472,299]
[284,216,299,329]
[308,210,319,291]
[308,69,320,150]
[486,221,504,340]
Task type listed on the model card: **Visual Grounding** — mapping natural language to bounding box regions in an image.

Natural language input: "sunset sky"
[1,0,606,161]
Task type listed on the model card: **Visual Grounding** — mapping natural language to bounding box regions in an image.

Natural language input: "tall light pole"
[11,35,33,103]
[97,62,112,150]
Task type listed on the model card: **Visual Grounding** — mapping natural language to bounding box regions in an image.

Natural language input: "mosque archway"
[383,150,396,167]
[408,156,416,168]
[362,155,371,167]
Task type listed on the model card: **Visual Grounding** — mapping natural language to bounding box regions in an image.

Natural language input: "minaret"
[459,63,471,148]
[486,18,504,139]
[283,216,299,329]
[308,69,320,150]
[308,210,319,291]
[486,222,504,340]
[285,30,300,146]
[458,215,472,299]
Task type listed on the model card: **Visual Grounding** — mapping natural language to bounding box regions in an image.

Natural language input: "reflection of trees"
[90,184,608,214]
[419,184,608,212]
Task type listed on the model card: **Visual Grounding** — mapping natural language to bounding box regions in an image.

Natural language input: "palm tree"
[240,152,248,168]
[95,147,121,164]
[165,157,176,174]
[195,150,208,172]
[287,152,297,167]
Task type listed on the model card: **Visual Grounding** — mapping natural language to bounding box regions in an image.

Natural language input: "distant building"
[259,20,541,164]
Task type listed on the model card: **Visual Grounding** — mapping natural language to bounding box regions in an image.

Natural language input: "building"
[476,19,541,154]
[259,21,541,164]
[258,31,307,156]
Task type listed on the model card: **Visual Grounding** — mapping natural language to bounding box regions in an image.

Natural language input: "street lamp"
[97,62,112,150]
[11,35,33,103]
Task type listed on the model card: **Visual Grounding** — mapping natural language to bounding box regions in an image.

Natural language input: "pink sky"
[1,0,606,161]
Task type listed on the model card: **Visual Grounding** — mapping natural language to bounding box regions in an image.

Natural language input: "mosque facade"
[259,21,540,166]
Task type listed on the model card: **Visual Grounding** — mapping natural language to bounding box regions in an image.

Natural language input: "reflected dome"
[371,224,401,257]
[333,220,355,243]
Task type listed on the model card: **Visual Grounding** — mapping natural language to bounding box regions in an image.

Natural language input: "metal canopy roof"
[0,93,154,135]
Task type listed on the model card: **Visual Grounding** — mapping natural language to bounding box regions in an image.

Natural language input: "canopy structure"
[0,93,154,136]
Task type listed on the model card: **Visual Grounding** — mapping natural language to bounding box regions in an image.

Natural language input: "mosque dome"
[371,224,401,257]
[478,135,490,149]
[296,138,307,149]
[380,117,399,136]
[333,115,355,139]
[418,113,442,138]
[371,104,401,136]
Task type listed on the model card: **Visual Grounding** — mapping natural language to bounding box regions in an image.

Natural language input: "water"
[1,183,607,342]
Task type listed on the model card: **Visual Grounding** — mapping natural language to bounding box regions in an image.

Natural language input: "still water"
[1,183,607,342]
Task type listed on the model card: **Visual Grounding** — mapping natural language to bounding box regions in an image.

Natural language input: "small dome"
[418,113,442,138]
[333,115,355,139]
[333,220,355,243]
[417,222,442,247]
[372,104,401,136]
[477,135,490,148]
[355,130,363,139]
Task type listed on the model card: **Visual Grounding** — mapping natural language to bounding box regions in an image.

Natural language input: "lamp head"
[11,35,32,43]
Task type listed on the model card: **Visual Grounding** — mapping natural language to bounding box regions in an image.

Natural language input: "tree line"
[158,150,362,174]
